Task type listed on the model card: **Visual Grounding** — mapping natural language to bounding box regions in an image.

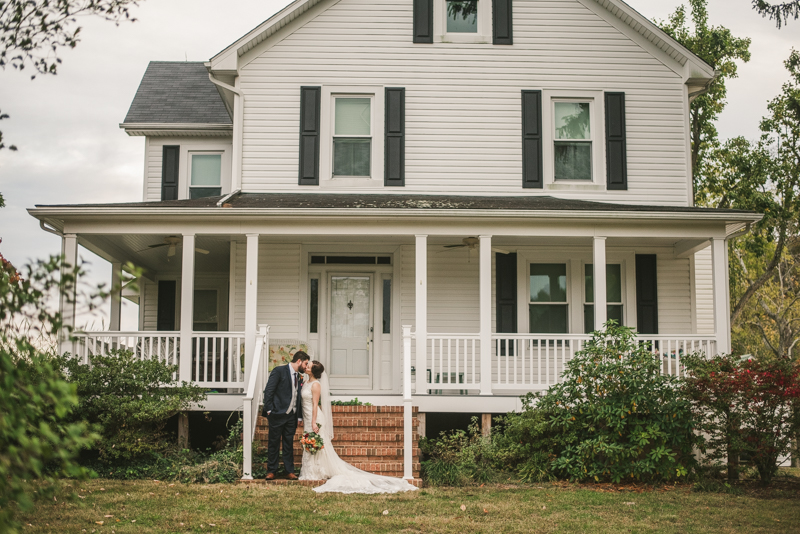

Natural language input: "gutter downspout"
[40,220,63,237]
[208,73,244,192]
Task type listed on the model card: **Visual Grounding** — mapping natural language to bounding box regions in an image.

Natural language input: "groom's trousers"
[266,411,299,475]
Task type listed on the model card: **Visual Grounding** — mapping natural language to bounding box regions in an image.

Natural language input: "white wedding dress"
[298,375,417,494]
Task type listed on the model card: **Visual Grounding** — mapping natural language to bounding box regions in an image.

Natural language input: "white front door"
[329,275,373,389]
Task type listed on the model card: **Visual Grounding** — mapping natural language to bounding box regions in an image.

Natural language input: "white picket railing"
[637,336,718,378]
[492,334,591,390]
[71,331,180,370]
[190,332,246,388]
[426,334,481,391]
[242,325,269,480]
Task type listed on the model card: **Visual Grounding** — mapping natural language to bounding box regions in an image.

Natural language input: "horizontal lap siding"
[145,142,163,202]
[239,0,689,205]
[694,247,714,335]
[142,279,158,330]
[657,254,692,334]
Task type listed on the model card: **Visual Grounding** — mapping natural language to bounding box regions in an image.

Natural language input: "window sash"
[189,153,222,198]
[332,96,373,178]
[446,0,478,33]
[552,99,594,182]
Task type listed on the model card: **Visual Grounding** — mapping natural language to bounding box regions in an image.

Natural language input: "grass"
[17,475,800,534]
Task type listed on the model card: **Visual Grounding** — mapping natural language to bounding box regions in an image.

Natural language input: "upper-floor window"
[437,0,491,43]
[189,153,222,198]
[447,0,478,33]
[333,97,372,177]
[554,101,593,182]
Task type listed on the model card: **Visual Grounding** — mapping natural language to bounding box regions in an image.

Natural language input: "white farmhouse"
[29,0,760,479]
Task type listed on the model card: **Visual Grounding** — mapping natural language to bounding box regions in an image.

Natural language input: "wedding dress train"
[298,376,417,494]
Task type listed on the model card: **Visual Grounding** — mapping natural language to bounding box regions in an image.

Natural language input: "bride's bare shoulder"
[311,380,321,390]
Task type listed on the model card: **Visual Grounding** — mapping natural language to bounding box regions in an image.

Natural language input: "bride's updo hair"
[310,361,325,379]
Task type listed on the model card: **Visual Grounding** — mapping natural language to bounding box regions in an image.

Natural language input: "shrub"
[331,398,372,406]
[683,353,800,485]
[493,403,561,482]
[530,322,696,483]
[58,350,206,462]
[420,418,498,485]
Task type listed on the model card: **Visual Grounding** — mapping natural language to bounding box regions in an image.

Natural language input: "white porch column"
[402,325,413,480]
[593,237,607,331]
[479,235,492,395]
[179,234,195,382]
[59,234,78,355]
[109,262,122,331]
[415,235,428,395]
[244,234,260,380]
[711,238,731,354]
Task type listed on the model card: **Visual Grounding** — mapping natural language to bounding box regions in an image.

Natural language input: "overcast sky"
[0,0,796,328]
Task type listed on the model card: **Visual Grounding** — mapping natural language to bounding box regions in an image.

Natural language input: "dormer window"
[189,153,223,198]
[446,1,478,33]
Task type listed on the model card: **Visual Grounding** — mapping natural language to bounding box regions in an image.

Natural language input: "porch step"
[254,405,420,478]
[238,478,424,488]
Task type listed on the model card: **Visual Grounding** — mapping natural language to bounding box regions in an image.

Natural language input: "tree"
[0,0,141,151]
[752,1,800,28]
[659,0,751,200]
[0,255,99,533]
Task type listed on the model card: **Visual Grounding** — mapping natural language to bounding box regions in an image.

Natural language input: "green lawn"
[17,476,800,534]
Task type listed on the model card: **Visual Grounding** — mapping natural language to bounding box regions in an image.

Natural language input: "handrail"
[242,325,269,480]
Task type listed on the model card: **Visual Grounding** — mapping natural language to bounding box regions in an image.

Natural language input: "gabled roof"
[120,62,232,135]
[209,0,715,79]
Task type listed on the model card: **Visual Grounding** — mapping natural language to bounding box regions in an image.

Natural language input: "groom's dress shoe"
[286,473,299,480]
[265,473,276,480]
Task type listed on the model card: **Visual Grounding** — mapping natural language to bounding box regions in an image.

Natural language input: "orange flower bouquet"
[301,425,324,454]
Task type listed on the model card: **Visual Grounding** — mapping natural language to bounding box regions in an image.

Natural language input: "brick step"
[271,446,420,460]
[256,420,415,432]
[256,431,417,442]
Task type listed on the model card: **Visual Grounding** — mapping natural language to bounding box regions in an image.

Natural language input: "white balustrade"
[72,331,180,370]
[636,336,717,378]
[190,332,246,388]
[492,334,591,390]
[426,334,481,391]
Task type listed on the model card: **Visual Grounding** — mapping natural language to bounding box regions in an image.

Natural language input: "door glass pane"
[330,276,370,376]
[333,138,371,176]
[310,278,319,334]
[447,0,478,33]
[335,98,371,135]
[191,154,222,186]
[382,279,391,334]
[530,264,567,302]
[529,304,568,333]
[193,289,218,331]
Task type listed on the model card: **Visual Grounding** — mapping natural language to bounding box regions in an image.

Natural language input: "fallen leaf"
[542,505,546,510]
[78,495,86,499]
[95,521,104,526]
[100,488,106,491]
[623,502,635,506]
[483,508,488,514]
[169,484,175,487]
[149,492,155,496]
[104,515,113,518]
[131,520,136,523]
[382,510,389,516]
[53,496,57,502]
[460,505,466,511]
[209,524,216,527]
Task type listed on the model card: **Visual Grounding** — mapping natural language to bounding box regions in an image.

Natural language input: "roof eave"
[119,123,234,137]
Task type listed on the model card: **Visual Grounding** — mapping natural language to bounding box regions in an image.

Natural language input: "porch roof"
[35,192,758,218]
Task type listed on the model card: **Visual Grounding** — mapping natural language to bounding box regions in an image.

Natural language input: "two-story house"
[29,0,759,479]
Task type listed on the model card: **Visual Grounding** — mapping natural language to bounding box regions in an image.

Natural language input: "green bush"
[523,323,696,483]
[57,350,206,462]
[493,406,561,482]
[420,418,499,485]
[330,398,372,406]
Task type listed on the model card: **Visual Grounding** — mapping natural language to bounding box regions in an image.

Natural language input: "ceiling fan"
[141,236,210,258]
[440,237,511,255]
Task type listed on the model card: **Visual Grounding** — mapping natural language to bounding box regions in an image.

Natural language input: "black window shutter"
[385,87,405,186]
[298,86,321,186]
[413,0,433,43]
[161,145,179,201]
[157,280,177,331]
[635,254,658,334]
[496,253,517,333]
[521,90,543,189]
[605,92,627,190]
[493,0,513,45]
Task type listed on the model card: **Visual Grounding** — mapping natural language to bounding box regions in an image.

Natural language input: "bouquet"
[301,425,324,454]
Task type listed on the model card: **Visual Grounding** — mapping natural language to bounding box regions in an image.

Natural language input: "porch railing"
[407,331,719,393]
[71,331,180,369]
[242,325,269,480]
[190,332,246,388]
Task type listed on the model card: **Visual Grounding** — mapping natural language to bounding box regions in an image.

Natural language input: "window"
[584,264,623,333]
[554,101,592,181]
[189,153,222,198]
[382,278,392,334]
[193,289,218,331]
[529,264,568,333]
[333,97,372,177]
[309,278,319,334]
[446,0,478,33]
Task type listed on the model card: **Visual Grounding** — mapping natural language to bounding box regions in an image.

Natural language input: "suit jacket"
[262,363,303,418]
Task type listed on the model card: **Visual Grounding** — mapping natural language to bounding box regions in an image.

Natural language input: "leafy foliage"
[533,323,696,483]
[0,255,97,533]
[420,417,498,486]
[752,0,800,28]
[57,350,206,462]
[683,353,800,485]
[330,397,372,406]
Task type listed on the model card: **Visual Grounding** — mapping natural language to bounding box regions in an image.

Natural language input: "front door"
[329,275,373,389]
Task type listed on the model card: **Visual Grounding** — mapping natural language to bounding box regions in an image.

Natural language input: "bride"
[299,360,417,494]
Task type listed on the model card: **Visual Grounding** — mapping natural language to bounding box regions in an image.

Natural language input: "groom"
[262,351,311,480]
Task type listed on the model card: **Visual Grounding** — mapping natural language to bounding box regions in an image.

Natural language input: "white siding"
[143,137,233,202]
[142,279,158,330]
[238,0,691,205]
[694,247,714,335]
[657,253,692,334]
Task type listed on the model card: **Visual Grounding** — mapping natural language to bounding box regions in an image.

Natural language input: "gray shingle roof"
[122,62,232,125]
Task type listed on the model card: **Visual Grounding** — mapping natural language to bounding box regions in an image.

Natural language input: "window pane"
[554,142,592,180]
[447,0,478,33]
[530,264,566,302]
[189,187,222,199]
[333,138,371,176]
[193,289,217,331]
[584,304,625,333]
[191,154,222,186]
[529,304,568,333]
[585,264,622,303]
[310,279,319,334]
[554,102,590,140]
[335,98,371,135]
[608,304,623,325]
[382,279,391,334]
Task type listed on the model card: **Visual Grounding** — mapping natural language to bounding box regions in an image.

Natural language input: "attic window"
[447,1,478,33]
[190,153,222,198]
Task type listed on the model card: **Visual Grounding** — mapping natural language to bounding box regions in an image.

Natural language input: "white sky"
[0,0,796,328]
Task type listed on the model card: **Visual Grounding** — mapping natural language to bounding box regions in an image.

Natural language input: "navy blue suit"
[262,363,303,475]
